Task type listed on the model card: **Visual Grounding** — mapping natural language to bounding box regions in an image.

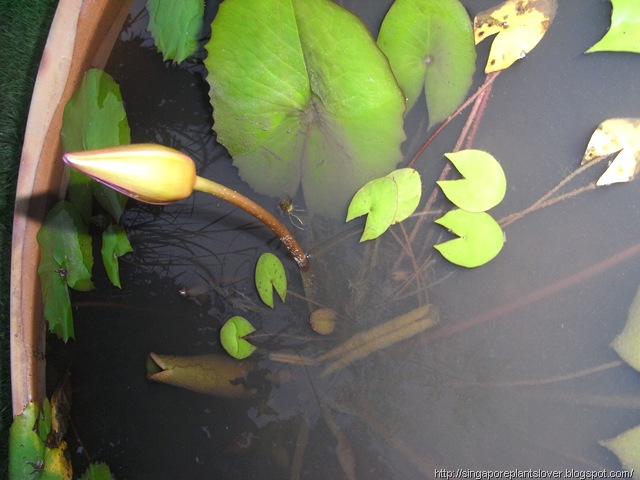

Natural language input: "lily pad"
[386,168,422,223]
[79,463,117,480]
[37,201,94,341]
[346,176,398,242]
[587,0,640,53]
[101,224,133,288]
[581,118,640,186]
[61,68,130,222]
[378,0,476,127]
[146,0,203,62]
[220,316,257,360]
[147,352,256,397]
[438,150,506,212]
[434,209,504,267]
[610,283,640,372]
[599,424,640,471]
[474,0,557,73]
[204,0,406,218]
[255,252,287,308]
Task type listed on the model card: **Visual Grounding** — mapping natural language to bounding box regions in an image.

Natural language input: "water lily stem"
[193,176,309,271]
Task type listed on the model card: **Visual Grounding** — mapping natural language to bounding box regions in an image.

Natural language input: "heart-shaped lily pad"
[434,209,504,268]
[255,252,287,308]
[378,0,476,127]
[438,150,506,212]
[220,316,257,360]
[346,176,398,242]
[205,0,406,219]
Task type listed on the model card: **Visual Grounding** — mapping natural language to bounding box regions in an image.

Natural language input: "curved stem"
[193,176,309,270]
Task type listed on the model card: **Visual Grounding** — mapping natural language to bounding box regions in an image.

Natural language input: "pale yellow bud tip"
[62,144,197,204]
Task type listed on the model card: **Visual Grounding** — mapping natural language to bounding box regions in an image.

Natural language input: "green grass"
[0,0,59,476]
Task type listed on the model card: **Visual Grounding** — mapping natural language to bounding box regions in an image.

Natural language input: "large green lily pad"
[205,0,406,218]
[378,0,476,127]
[587,0,640,54]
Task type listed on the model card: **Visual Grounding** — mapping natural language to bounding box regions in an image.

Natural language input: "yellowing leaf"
[474,0,557,73]
[610,283,640,372]
[587,0,640,54]
[600,424,640,472]
[581,118,640,186]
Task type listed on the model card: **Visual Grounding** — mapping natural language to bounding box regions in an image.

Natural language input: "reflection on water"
[55,0,640,478]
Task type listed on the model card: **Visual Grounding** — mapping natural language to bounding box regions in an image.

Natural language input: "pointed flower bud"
[62,144,197,204]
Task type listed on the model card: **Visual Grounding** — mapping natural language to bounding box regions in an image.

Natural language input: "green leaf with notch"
[255,252,287,308]
[205,0,406,218]
[220,316,257,360]
[146,0,203,62]
[347,176,398,242]
[101,224,133,288]
[386,168,422,223]
[438,150,506,212]
[378,0,476,127]
[37,201,94,341]
[587,0,640,54]
[434,209,504,267]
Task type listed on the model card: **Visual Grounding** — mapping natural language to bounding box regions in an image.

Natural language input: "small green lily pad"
[611,283,640,372]
[101,225,133,288]
[386,168,422,224]
[346,176,398,242]
[255,252,287,308]
[434,209,504,268]
[438,150,506,212]
[220,316,257,360]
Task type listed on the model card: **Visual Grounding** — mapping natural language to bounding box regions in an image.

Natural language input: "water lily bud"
[62,144,197,204]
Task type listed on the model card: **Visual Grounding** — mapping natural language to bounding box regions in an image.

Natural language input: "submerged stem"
[193,176,310,272]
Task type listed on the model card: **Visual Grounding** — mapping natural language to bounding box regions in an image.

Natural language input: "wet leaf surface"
[205,0,405,218]
[437,150,506,212]
[37,202,94,341]
[587,0,640,53]
[474,0,557,73]
[220,316,258,360]
[255,252,287,308]
[581,118,640,186]
[101,224,133,288]
[378,0,476,127]
[146,0,203,62]
[434,209,504,267]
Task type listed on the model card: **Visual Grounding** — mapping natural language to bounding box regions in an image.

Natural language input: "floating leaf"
[61,68,130,222]
[434,210,504,267]
[474,0,557,73]
[581,118,640,186]
[255,252,287,308]
[79,463,117,480]
[37,202,94,341]
[610,283,640,372]
[101,224,133,288]
[310,308,337,335]
[438,150,506,212]
[205,0,406,218]
[378,0,476,127]
[600,424,640,471]
[9,402,45,479]
[346,177,398,242]
[587,0,640,53]
[347,168,422,241]
[220,316,257,360]
[146,0,203,62]
[147,352,256,397]
[386,168,422,223]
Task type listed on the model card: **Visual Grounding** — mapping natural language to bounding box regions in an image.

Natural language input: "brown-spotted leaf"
[582,118,640,186]
[474,0,557,73]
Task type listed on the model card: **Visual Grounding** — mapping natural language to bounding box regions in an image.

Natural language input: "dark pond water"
[48,0,640,478]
